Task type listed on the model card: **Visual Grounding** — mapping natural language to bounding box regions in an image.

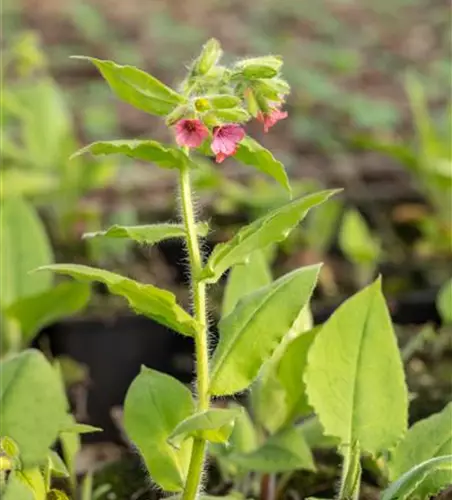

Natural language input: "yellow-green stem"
[179,163,209,500]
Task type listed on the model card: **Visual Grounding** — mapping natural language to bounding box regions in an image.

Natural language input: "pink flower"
[257,107,288,133]
[211,124,245,163]
[174,119,209,148]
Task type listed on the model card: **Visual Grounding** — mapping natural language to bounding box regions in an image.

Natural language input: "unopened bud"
[254,78,290,101]
[244,88,259,117]
[215,108,250,123]
[193,38,223,76]
[236,55,283,80]
[208,95,241,109]
[194,98,211,112]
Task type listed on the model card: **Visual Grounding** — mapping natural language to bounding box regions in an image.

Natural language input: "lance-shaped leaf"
[388,403,452,499]
[201,190,337,284]
[73,57,185,116]
[123,367,194,492]
[83,222,209,244]
[72,140,196,170]
[382,455,452,500]
[6,282,91,343]
[168,408,241,447]
[304,278,408,455]
[36,264,201,337]
[209,264,321,396]
[234,137,291,194]
[227,425,315,473]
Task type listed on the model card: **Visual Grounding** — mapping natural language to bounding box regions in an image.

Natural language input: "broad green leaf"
[48,450,69,478]
[234,137,291,193]
[222,250,272,317]
[382,455,452,500]
[3,471,34,500]
[72,140,196,170]
[6,282,90,343]
[123,367,194,492]
[388,403,452,499]
[437,279,452,324]
[83,222,209,244]
[209,264,321,396]
[37,264,201,337]
[1,198,53,307]
[168,408,241,446]
[202,190,337,283]
[300,416,340,449]
[304,278,408,455]
[0,350,68,466]
[227,425,315,473]
[73,57,185,115]
[339,209,381,265]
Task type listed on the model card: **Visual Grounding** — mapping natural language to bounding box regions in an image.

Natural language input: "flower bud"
[214,108,250,123]
[244,88,260,117]
[193,38,223,76]
[208,94,241,109]
[235,55,283,79]
[254,78,290,101]
[165,104,191,126]
[194,97,212,112]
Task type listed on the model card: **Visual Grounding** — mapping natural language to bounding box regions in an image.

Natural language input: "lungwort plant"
[7,39,447,499]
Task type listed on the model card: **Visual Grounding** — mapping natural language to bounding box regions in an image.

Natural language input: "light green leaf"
[339,209,381,265]
[0,349,68,466]
[304,278,408,455]
[234,137,291,193]
[59,422,80,492]
[36,264,201,337]
[48,450,69,478]
[0,170,58,199]
[300,416,340,449]
[6,282,90,343]
[3,471,34,500]
[437,279,452,324]
[1,198,53,307]
[228,405,258,454]
[382,455,452,500]
[123,367,194,492]
[168,408,241,447]
[72,140,196,170]
[388,403,452,499]
[202,190,338,283]
[73,57,185,116]
[222,250,272,317]
[227,425,315,473]
[59,421,102,435]
[83,222,209,244]
[209,264,321,396]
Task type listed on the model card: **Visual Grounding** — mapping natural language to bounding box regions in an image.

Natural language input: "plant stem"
[179,163,209,500]
[339,442,362,500]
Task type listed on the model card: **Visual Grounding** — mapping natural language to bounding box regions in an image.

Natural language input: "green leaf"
[48,450,69,478]
[6,282,90,344]
[73,57,185,116]
[202,190,337,283]
[304,278,408,455]
[1,198,53,307]
[227,425,315,473]
[209,264,321,396]
[234,137,291,194]
[0,350,68,466]
[437,279,452,324]
[168,408,241,447]
[339,209,381,265]
[59,423,80,491]
[3,471,34,500]
[123,367,194,492]
[59,421,102,434]
[299,416,340,449]
[382,455,452,500]
[222,250,272,317]
[83,222,209,244]
[36,264,201,337]
[72,140,196,170]
[388,403,452,499]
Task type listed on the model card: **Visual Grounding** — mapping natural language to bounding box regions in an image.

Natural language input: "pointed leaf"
[388,403,452,499]
[304,278,408,455]
[73,57,185,115]
[382,455,452,500]
[222,250,272,317]
[59,421,102,434]
[123,367,194,492]
[6,282,91,343]
[227,425,315,473]
[202,190,338,283]
[234,137,291,193]
[36,264,201,337]
[210,264,321,396]
[48,450,69,478]
[0,350,68,466]
[168,408,241,447]
[1,198,53,307]
[72,140,196,170]
[83,222,209,244]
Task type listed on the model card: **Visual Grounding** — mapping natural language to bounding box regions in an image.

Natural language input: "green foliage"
[123,367,194,492]
[437,279,452,324]
[209,264,321,395]
[304,278,408,455]
[38,264,201,337]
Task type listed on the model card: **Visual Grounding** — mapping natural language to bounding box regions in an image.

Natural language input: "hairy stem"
[339,441,362,500]
[179,163,209,500]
